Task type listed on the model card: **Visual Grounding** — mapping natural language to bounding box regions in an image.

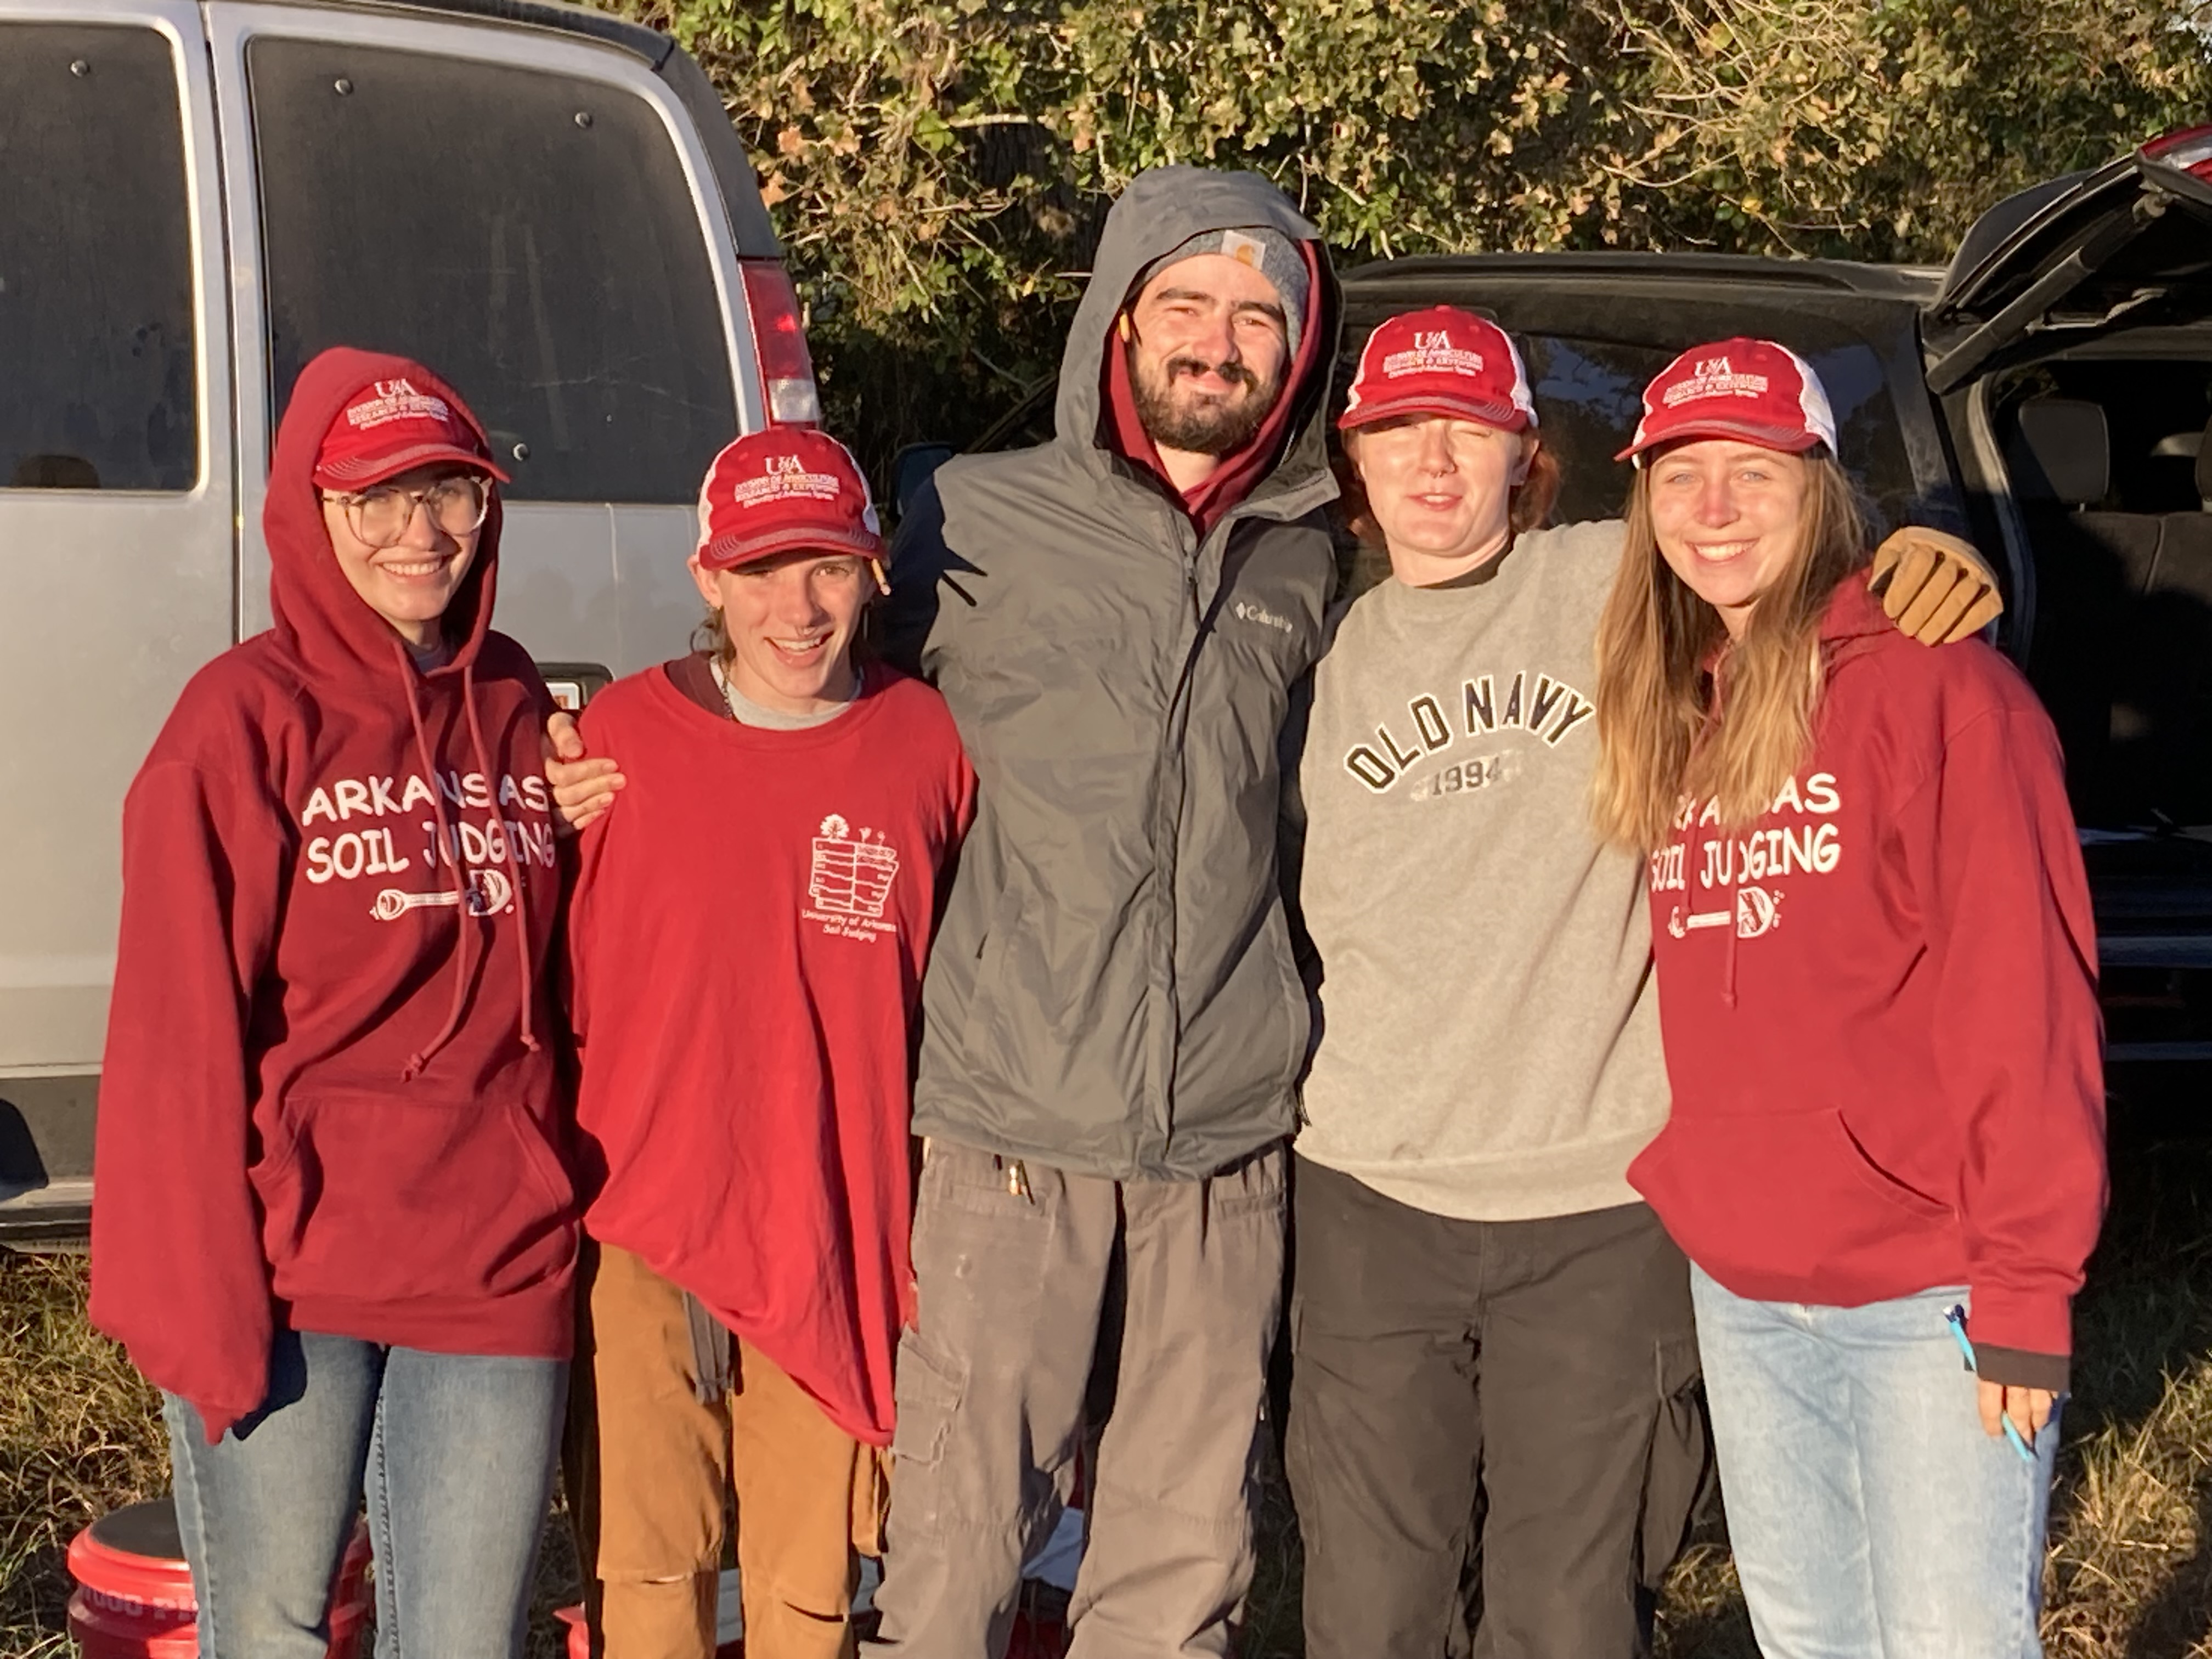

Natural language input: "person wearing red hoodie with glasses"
[1591,340,2106,1655]
[90,348,574,1659]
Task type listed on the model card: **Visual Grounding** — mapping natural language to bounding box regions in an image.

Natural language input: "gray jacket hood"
[1054,166,1340,513]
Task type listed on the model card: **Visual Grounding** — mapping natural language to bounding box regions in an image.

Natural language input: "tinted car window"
[249,37,735,503]
[0,25,196,492]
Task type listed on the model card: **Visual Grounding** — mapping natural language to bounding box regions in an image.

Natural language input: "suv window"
[0,25,197,492]
[1340,290,1928,535]
[249,37,735,504]
[1519,332,1916,531]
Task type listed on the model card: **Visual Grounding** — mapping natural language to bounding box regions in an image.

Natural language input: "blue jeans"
[163,1329,566,1659]
[1690,1269,2058,1658]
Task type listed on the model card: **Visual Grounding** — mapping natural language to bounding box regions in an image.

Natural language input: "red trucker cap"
[1338,307,1537,433]
[312,375,508,489]
[1617,337,1838,464]
[694,428,883,571]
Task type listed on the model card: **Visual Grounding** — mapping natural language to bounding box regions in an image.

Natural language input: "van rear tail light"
[2143,124,2212,181]
[739,259,822,426]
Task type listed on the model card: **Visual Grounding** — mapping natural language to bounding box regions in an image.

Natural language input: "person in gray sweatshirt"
[1280,305,2000,1657]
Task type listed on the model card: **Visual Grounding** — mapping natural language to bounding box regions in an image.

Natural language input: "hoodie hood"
[268,347,504,680]
[1057,166,1341,528]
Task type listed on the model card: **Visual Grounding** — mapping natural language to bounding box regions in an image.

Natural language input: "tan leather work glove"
[1869,527,2004,645]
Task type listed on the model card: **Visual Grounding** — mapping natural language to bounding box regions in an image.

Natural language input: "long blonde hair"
[1590,454,1871,850]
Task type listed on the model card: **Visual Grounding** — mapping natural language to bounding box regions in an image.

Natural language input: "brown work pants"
[566,1240,883,1659]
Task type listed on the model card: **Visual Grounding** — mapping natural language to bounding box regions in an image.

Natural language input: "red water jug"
[67,1496,371,1658]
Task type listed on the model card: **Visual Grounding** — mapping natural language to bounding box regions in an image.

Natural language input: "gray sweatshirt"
[1289,520,1667,1221]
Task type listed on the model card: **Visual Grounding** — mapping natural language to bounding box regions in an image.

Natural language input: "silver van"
[0,0,814,1238]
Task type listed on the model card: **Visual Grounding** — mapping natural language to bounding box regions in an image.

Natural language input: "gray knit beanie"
[1136,226,1307,356]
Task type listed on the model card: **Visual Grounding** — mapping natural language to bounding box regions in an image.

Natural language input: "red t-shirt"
[567,659,975,1444]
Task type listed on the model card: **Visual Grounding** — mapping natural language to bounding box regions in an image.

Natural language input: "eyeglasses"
[323,475,490,545]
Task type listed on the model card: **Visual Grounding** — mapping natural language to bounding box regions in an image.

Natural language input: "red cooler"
[67,1496,371,1658]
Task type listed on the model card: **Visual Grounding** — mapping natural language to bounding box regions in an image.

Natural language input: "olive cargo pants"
[865,1138,1288,1658]
[566,1240,884,1659]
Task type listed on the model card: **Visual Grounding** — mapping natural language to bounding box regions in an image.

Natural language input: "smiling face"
[1127,252,1293,472]
[318,461,484,650]
[1646,439,1814,636]
[692,549,871,716]
[1345,414,1535,586]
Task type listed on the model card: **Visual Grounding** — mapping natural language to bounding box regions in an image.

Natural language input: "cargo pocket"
[889,1331,964,1472]
[1639,1329,1711,1591]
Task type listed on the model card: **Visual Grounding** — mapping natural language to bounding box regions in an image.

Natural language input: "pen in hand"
[1945,1305,2039,1465]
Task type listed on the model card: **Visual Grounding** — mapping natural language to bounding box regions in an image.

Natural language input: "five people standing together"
[89,161,2104,1659]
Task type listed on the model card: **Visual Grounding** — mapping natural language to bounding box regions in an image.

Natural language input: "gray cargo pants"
[864,1137,1288,1658]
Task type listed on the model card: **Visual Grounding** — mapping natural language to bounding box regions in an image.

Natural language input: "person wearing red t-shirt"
[561,430,975,1659]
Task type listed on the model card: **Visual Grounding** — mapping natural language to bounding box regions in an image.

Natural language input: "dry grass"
[7,1081,2212,1657]
[0,1250,167,1659]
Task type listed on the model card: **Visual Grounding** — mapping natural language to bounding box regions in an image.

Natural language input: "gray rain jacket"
[887,167,1342,1181]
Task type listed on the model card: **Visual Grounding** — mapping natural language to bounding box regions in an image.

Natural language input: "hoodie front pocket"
[1630,1107,1953,1288]
[256,1088,575,1309]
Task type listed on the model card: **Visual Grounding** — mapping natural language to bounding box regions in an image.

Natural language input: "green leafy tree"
[591,0,2211,467]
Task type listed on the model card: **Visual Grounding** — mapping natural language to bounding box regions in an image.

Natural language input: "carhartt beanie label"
[1136,226,1308,354]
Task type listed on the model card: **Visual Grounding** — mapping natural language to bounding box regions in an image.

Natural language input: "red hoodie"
[91,349,574,1441]
[1630,579,2105,1386]
[567,657,974,1446]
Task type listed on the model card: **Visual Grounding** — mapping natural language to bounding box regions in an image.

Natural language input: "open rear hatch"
[1929,132,2212,1059]
[1926,129,2212,396]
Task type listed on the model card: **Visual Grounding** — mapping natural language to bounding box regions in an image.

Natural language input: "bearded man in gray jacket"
[866,166,1340,1656]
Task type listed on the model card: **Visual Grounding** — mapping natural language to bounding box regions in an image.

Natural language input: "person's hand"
[543,711,623,835]
[1977,1378,2056,1443]
[1869,527,2004,645]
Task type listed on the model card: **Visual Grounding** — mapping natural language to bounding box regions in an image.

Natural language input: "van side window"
[0,25,197,493]
[248,38,736,504]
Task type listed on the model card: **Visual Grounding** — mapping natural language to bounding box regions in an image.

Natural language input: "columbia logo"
[1233,600,1294,635]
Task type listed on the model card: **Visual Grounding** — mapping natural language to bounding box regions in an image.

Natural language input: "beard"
[1131,349,1284,457]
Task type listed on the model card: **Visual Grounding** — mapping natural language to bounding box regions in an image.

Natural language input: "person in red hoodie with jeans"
[91,348,574,1659]
[561,430,973,1659]
[1590,338,2106,1656]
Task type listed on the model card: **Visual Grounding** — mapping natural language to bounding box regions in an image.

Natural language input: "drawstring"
[1722,885,1740,1009]
[1705,654,1741,1011]
[396,643,473,1081]
[460,663,540,1056]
